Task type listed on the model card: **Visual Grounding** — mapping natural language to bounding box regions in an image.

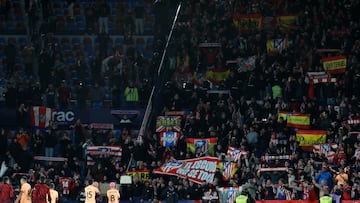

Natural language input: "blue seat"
[17,37,27,46]
[0,38,6,45]
[77,21,85,31]
[72,37,81,45]
[54,9,63,16]
[62,44,72,52]
[66,22,76,32]
[6,22,16,30]
[66,57,76,65]
[146,37,154,45]
[115,37,124,45]
[15,15,23,21]
[136,45,145,53]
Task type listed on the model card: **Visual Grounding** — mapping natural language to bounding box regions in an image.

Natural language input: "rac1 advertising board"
[0,107,144,128]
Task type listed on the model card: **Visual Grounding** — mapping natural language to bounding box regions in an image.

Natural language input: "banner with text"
[322,56,347,74]
[160,132,180,147]
[156,116,181,132]
[154,156,219,184]
[296,130,326,151]
[187,138,218,156]
[126,170,150,182]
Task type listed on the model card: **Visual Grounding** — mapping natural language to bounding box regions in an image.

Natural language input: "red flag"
[31,106,54,128]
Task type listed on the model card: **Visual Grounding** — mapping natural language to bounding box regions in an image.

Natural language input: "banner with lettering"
[266,38,288,53]
[233,14,262,32]
[296,130,326,151]
[160,132,180,147]
[322,56,347,74]
[187,138,218,156]
[217,187,242,203]
[154,156,219,184]
[286,113,310,129]
[156,116,181,132]
[86,146,122,165]
[126,170,150,182]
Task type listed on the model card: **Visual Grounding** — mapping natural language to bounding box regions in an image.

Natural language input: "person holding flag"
[0,176,14,203]
[106,182,120,203]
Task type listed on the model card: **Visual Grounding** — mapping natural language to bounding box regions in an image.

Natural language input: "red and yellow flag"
[296,130,326,151]
[277,111,289,122]
[233,14,262,32]
[322,56,347,74]
[277,15,299,32]
[287,113,310,129]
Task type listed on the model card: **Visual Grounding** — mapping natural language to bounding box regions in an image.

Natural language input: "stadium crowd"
[1,0,360,203]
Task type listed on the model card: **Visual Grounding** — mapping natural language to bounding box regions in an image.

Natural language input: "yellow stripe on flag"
[296,130,326,146]
[287,114,310,129]
[322,56,347,74]
[277,112,288,122]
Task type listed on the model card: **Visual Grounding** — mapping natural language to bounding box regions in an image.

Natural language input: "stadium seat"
[6,22,16,30]
[77,21,85,31]
[66,57,76,65]
[17,37,27,46]
[61,37,70,44]
[115,37,124,45]
[62,44,72,52]
[83,37,92,46]
[72,37,81,45]
[146,37,154,45]
[136,37,145,45]
[0,38,6,46]
[54,9,63,16]
[66,22,77,32]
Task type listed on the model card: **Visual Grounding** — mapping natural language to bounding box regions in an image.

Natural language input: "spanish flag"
[277,111,289,122]
[296,130,326,151]
[287,113,310,129]
[217,161,237,181]
[277,15,299,32]
[187,137,218,156]
[322,56,347,74]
